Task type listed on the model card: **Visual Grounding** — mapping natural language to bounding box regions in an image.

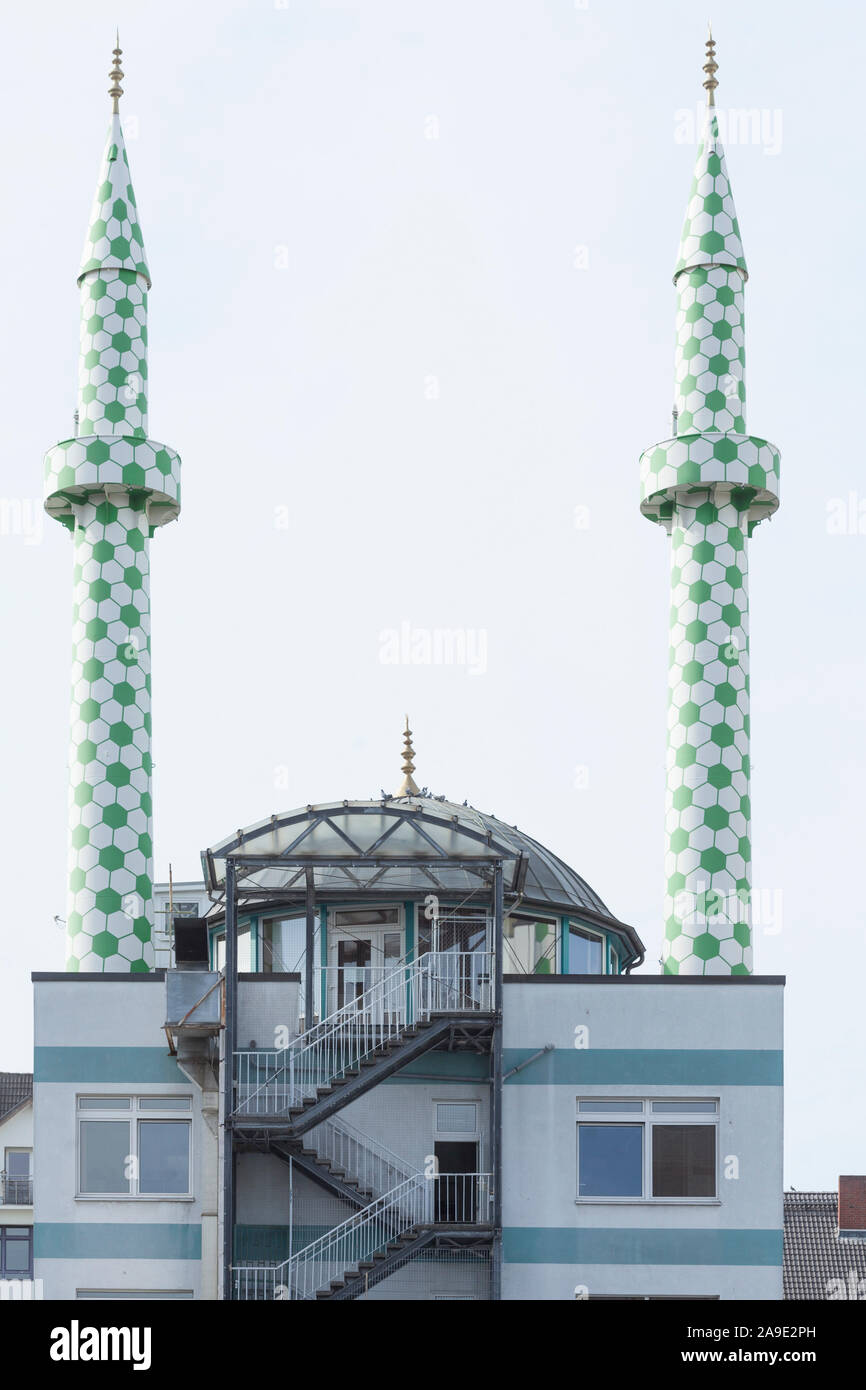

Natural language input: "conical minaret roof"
[673,31,747,283]
[78,39,150,286]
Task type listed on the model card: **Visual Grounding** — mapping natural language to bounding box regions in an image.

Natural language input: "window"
[418,909,488,956]
[568,924,604,974]
[503,916,558,974]
[652,1123,715,1197]
[0,1227,32,1278]
[577,1099,718,1201]
[214,925,250,973]
[333,909,400,928]
[3,1150,32,1205]
[261,915,306,973]
[76,1097,192,1198]
[436,1103,478,1135]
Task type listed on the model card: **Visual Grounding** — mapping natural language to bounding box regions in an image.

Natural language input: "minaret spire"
[109,32,124,113]
[43,45,181,972]
[639,33,780,975]
[396,717,421,797]
[703,24,718,106]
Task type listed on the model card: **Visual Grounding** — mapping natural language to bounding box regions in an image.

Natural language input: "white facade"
[502,978,784,1300]
[32,976,210,1301]
[31,906,784,1301]
[1,1095,34,1288]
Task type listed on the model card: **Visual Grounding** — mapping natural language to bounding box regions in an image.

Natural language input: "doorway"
[328,908,404,1020]
[434,1141,479,1223]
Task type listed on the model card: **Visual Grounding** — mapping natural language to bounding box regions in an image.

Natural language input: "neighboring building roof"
[783,1191,866,1299]
[202,796,644,959]
[0,1072,33,1123]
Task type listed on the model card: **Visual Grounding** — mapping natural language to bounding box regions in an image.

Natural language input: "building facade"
[0,1074,34,1290]
[30,34,786,1300]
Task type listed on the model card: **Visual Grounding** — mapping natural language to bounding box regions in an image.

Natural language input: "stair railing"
[302,1114,418,1202]
[234,950,493,1119]
[232,1171,494,1300]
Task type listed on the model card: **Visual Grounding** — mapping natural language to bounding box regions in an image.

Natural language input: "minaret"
[44,39,181,972]
[639,32,780,975]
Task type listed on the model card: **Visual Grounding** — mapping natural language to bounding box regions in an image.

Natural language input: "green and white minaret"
[44,40,181,972]
[639,33,780,975]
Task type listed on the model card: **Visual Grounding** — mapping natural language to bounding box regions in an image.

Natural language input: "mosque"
[30,32,784,1300]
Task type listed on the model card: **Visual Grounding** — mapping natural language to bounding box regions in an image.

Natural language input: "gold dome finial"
[109,31,124,114]
[396,715,421,796]
[703,23,719,107]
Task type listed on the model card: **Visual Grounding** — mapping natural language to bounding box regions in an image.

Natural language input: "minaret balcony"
[43,435,181,530]
[640,431,780,531]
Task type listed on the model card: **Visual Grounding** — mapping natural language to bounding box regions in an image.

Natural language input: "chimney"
[838,1176,866,1235]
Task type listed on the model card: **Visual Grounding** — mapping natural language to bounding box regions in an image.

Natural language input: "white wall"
[501,979,784,1300]
[33,978,205,1300]
[0,1100,33,1225]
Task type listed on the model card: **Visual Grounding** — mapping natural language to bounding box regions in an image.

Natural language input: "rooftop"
[0,1072,33,1122]
[783,1190,866,1300]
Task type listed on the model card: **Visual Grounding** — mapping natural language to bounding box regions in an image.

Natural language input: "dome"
[202,794,643,959]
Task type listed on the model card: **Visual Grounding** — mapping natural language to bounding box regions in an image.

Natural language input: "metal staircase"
[233,951,494,1137]
[231,952,496,1300]
[272,1114,418,1210]
[234,1169,492,1301]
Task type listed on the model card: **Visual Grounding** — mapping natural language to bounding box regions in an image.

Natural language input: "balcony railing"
[1,1175,33,1205]
[298,947,494,1032]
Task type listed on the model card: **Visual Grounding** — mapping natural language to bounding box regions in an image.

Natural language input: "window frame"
[75,1095,194,1201]
[503,913,559,975]
[0,1225,33,1279]
[213,923,251,973]
[566,922,606,976]
[575,1097,720,1205]
[434,1101,480,1139]
[4,1148,33,1178]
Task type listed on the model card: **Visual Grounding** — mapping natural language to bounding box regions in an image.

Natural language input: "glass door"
[336,937,372,1010]
[328,909,404,1022]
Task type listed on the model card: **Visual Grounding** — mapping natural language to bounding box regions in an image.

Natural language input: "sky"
[0,0,863,1189]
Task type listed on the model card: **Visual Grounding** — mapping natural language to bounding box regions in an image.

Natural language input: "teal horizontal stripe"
[35,1223,201,1260]
[384,1052,490,1083]
[35,1047,185,1084]
[504,1227,782,1266]
[503,1049,782,1086]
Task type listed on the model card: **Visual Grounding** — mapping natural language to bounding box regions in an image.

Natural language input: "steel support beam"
[222,856,237,1300]
[304,867,315,1034]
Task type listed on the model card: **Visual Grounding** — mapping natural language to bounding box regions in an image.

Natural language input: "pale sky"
[0,0,863,1189]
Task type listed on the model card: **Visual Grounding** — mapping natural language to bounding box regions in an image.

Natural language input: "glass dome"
[202,794,643,960]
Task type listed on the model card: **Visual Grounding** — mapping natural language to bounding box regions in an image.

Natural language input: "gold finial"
[396,715,421,797]
[109,31,124,114]
[703,23,718,107]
